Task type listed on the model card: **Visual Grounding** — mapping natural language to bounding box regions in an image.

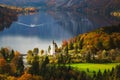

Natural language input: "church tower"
[50,40,55,55]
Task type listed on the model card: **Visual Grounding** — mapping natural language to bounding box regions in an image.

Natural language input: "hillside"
[46,0,120,14]
[80,0,120,14]
[61,24,120,63]
[0,6,18,31]
[64,24,120,51]
[1,0,120,14]
[0,0,46,7]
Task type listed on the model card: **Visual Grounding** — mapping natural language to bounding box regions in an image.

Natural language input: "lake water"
[0,8,119,54]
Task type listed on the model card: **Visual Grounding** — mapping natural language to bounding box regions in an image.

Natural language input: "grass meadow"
[69,63,120,76]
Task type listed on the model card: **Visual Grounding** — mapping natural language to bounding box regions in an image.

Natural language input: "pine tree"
[29,56,39,75]
[16,56,24,76]
[86,52,91,63]
[96,70,102,80]
[9,50,15,62]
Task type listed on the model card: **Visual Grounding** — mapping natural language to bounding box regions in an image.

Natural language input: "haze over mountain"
[1,0,120,11]
[46,0,120,8]
[0,0,46,7]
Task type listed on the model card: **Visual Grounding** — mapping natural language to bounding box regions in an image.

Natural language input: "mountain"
[46,0,84,8]
[46,0,120,8]
[46,0,120,14]
[1,0,120,12]
[0,0,46,7]
[80,0,120,14]
[0,6,18,31]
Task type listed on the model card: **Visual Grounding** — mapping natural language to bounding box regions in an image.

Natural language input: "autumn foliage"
[61,24,120,63]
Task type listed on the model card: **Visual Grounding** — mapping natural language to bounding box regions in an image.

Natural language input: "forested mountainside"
[46,0,120,14]
[0,0,46,7]
[61,24,120,63]
[63,24,120,52]
[0,6,18,31]
[1,0,120,13]
[46,0,120,9]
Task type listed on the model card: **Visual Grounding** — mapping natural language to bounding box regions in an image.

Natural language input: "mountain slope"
[46,0,120,14]
[0,0,46,7]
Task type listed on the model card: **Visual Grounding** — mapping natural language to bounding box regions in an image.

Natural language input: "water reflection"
[0,6,18,31]
[0,7,119,54]
[47,10,120,35]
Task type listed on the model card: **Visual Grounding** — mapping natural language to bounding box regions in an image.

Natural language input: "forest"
[0,47,120,80]
[0,24,120,80]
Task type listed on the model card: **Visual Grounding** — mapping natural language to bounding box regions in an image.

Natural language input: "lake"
[0,7,119,54]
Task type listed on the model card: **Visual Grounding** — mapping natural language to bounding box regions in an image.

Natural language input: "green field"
[70,63,120,75]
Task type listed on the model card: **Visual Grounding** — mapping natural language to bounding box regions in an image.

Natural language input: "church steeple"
[50,40,55,55]
[52,40,55,44]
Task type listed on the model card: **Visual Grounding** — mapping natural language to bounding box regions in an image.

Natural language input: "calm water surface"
[0,10,119,54]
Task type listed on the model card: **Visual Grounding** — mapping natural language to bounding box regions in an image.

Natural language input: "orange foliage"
[10,63,17,73]
[7,76,17,80]
[18,73,43,80]
[68,38,73,44]
[14,51,20,57]
[3,48,9,54]
[0,58,6,67]
[62,40,68,48]
[18,73,33,80]
[11,53,19,64]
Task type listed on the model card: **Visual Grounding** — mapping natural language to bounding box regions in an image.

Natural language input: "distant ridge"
[46,0,120,14]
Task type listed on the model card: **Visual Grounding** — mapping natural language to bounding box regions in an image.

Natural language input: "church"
[50,40,56,55]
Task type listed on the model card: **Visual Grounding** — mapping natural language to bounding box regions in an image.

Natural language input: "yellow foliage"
[7,76,17,80]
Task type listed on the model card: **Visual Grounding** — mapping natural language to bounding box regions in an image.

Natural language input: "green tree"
[44,56,49,65]
[10,50,14,58]
[102,50,108,58]
[85,53,91,63]
[29,57,39,75]
[58,54,63,64]
[26,50,33,64]
[48,45,51,53]
[16,56,24,76]
[64,44,68,54]
[54,42,58,52]
[78,38,83,49]
[33,48,39,55]
[68,41,73,50]
[40,56,49,75]
[8,50,15,62]
[96,70,103,80]
[40,49,44,55]
[74,43,78,54]
[96,40,103,50]
[1,48,7,60]
[113,65,120,80]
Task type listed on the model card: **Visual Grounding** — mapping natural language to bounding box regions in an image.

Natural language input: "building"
[50,40,56,55]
